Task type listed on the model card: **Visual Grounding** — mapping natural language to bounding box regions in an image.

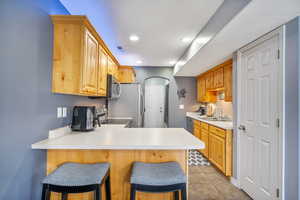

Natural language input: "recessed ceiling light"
[136,60,142,64]
[181,37,192,43]
[196,37,211,44]
[177,61,185,66]
[169,61,176,65]
[129,35,139,42]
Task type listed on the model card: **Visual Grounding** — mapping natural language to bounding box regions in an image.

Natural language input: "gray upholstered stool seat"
[130,161,186,186]
[42,162,111,200]
[43,162,110,186]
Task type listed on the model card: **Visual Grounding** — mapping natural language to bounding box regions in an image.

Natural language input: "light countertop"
[186,112,233,130]
[31,127,204,150]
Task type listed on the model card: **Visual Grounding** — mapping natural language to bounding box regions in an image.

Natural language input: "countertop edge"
[186,112,233,130]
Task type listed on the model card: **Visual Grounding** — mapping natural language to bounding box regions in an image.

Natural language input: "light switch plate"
[57,107,63,118]
[62,107,67,118]
[179,104,185,109]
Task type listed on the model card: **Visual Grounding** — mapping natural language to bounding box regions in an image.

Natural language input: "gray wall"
[134,67,198,128]
[0,1,104,199]
[284,17,299,200]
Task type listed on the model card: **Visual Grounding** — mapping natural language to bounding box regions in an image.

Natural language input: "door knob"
[238,125,246,131]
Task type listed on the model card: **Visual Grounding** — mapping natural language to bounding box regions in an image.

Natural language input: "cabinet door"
[200,77,207,102]
[81,29,98,94]
[97,49,107,96]
[196,77,201,102]
[224,65,232,101]
[200,129,209,158]
[194,127,201,139]
[119,67,135,83]
[209,133,226,173]
[197,76,207,102]
[213,67,224,89]
[107,58,113,75]
[205,72,213,90]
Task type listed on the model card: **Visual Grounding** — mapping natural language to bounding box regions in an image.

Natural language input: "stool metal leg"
[181,185,187,200]
[130,185,136,200]
[95,185,101,200]
[105,175,111,200]
[61,193,68,200]
[174,190,179,200]
[41,184,50,200]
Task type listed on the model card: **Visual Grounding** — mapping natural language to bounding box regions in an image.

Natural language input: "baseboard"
[48,125,71,139]
[230,177,240,188]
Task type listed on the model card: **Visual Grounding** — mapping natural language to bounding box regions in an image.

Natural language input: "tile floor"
[189,165,252,200]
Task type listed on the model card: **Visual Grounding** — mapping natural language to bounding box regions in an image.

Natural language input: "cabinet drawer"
[209,125,226,138]
[193,120,201,127]
[200,122,209,130]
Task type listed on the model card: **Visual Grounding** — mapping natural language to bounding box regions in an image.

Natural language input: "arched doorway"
[143,76,170,128]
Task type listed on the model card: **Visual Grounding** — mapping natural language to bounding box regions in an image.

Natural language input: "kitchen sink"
[198,116,232,122]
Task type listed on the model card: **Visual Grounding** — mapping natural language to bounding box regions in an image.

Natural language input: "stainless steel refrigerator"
[108,83,144,127]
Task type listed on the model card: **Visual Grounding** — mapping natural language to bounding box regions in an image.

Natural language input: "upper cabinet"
[197,59,232,102]
[224,62,232,102]
[213,67,224,89]
[98,47,108,96]
[51,15,119,96]
[107,57,119,81]
[118,66,136,83]
[81,29,99,95]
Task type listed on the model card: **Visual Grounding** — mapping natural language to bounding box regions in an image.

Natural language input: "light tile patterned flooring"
[188,150,210,166]
[189,156,252,200]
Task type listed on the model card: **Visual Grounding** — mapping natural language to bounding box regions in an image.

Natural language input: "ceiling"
[60,0,224,66]
[175,0,300,76]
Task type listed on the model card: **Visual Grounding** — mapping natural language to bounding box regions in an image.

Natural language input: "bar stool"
[130,161,187,200]
[41,162,111,200]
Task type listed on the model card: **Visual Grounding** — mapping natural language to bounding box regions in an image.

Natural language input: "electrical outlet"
[62,107,67,118]
[57,107,63,118]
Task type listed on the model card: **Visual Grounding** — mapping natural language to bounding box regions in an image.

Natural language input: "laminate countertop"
[31,127,204,150]
[186,112,233,130]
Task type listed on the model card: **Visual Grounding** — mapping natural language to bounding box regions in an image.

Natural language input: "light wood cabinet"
[193,120,201,137]
[224,64,232,102]
[118,66,136,83]
[81,29,98,95]
[209,132,226,172]
[51,15,119,96]
[197,76,206,102]
[200,129,209,157]
[196,59,232,102]
[208,124,232,176]
[205,72,214,90]
[193,120,232,176]
[197,75,216,103]
[213,67,224,89]
[97,48,108,96]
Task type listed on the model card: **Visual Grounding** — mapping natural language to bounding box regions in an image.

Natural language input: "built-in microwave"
[107,74,121,99]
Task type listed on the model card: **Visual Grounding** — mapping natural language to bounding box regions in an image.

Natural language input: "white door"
[239,32,280,199]
[144,84,165,128]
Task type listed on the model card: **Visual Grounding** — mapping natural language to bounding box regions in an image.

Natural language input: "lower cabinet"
[209,133,226,172]
[200,129,209,158]
[193,120,232,176]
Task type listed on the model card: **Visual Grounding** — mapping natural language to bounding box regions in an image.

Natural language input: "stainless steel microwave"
[107,74,121,99]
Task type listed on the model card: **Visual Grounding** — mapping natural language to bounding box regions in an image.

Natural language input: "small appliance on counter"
[198,105,207,116]
[71,106,96,131]
[206,103,216,117]
[107,74,121,99]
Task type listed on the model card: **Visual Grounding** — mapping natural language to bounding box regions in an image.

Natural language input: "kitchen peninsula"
[32,127,204,200]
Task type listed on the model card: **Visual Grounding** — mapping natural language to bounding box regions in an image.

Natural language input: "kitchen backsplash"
[215,100,233,119]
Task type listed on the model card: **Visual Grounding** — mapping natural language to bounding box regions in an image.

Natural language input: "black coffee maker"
[197,105,206,116]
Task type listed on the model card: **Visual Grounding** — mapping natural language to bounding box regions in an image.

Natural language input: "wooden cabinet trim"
[51,15,119,66]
